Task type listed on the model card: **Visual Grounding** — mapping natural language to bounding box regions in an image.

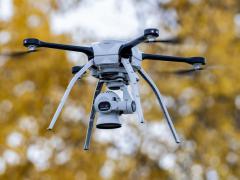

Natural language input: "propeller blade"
[204,65,223,70]
[0,49,38,58]
[160,65,223,76]
[144,37,182,44]
[173,68,199,75]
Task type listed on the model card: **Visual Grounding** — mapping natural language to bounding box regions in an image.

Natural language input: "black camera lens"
[98,101,111,111]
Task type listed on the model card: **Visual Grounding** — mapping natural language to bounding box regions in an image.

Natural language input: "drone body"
[23,28,206,150]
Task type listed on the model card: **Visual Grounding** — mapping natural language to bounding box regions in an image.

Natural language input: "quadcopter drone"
[23,28,205,150]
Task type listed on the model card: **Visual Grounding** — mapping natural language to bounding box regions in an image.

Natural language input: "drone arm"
[47,60,94,130]
[138,68,180,143]
[122,58,144,123]
[23,38,94,58]
[84,80,104,150]
[119,35,146,58]
[119,28,159,58]
[142,53,206,65]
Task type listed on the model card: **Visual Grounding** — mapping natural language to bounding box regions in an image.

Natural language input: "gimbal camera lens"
[98,101,111,111]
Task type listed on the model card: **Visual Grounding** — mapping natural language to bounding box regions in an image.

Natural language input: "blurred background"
[0,0,240,179]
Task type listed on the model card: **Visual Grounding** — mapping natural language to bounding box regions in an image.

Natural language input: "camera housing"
[94,91,136,129]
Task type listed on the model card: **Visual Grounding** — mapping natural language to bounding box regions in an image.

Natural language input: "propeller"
[144,37,182,44]
[160,65,223,76]
[0,49,38,58]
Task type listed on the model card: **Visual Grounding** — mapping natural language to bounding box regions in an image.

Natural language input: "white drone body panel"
[92,40,142,69]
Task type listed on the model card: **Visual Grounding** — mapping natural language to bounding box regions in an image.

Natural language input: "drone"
[22,28,206,150]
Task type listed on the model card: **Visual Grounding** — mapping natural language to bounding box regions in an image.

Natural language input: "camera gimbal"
[23,28,205,150]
